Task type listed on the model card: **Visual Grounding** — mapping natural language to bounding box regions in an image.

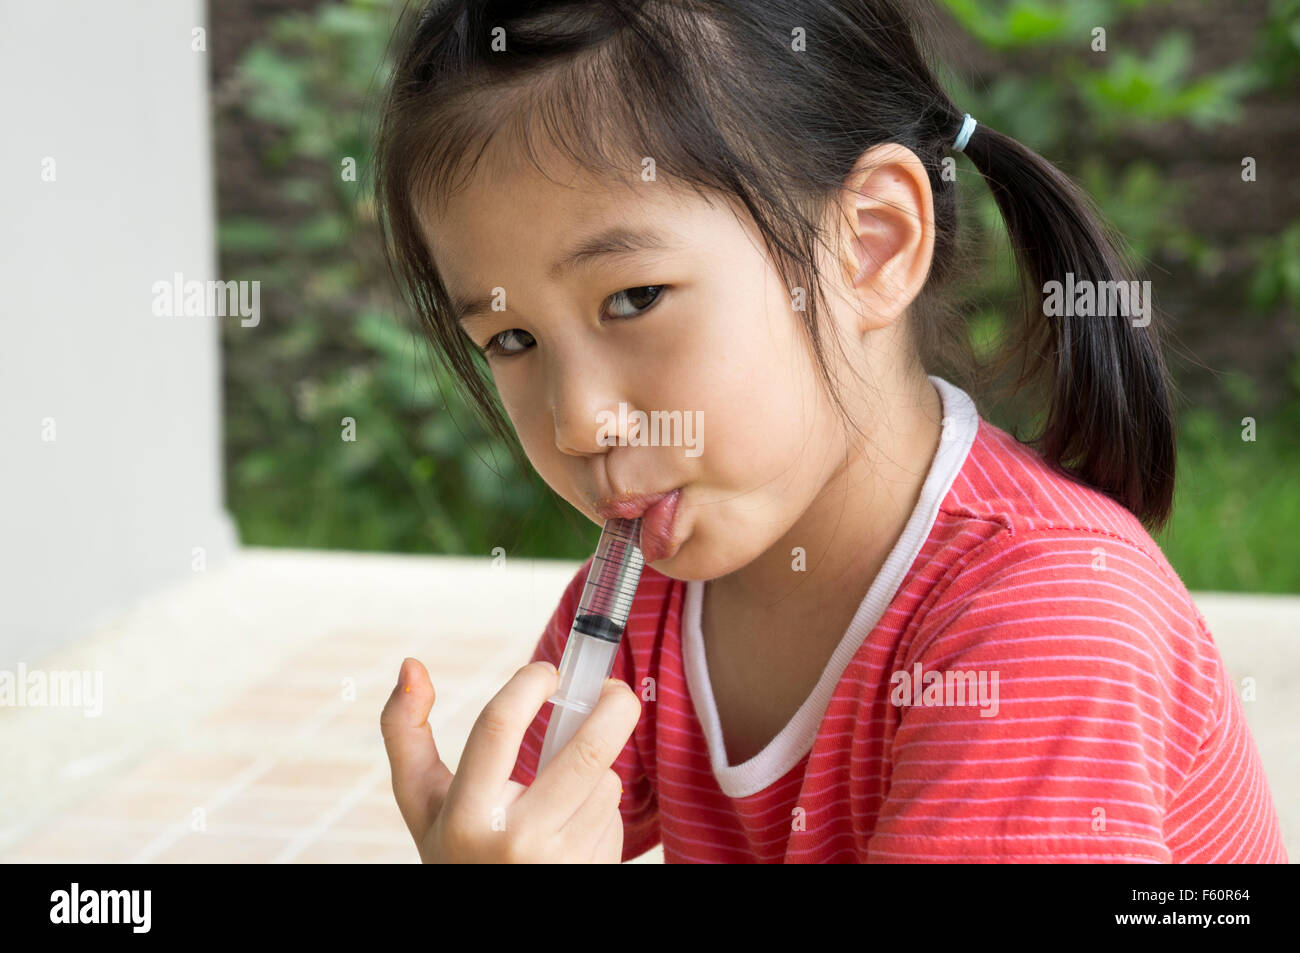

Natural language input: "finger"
[591,803,624,864]
[380,657,454,840]
[520,677,640,829]
[453,660,558,808]
[557,767,623,858]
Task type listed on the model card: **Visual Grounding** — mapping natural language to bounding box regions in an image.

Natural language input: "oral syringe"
[536,517,646,773]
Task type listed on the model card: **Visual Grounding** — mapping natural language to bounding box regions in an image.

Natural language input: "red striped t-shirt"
[509,376,1288,863]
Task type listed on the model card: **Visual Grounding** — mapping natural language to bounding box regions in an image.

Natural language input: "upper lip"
[592,489,677,521]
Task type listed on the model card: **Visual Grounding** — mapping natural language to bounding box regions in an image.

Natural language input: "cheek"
[688,296,837,488]
[496,385,561,477]
[513,421,549,469]
[497,385,531,436]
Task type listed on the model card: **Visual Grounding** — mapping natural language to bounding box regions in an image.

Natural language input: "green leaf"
[218,219,279,254]
[293,213,348,251]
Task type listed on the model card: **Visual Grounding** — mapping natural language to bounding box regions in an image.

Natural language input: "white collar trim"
[680,376,980,798]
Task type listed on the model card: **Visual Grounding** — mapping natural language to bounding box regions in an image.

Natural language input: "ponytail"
[956,121,1177,531]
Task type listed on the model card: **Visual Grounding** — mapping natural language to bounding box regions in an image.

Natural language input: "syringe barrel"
[536,632,620,771]
[536,517,645,774]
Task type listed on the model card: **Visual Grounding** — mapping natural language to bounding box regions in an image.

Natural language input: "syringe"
[536,517,646,774]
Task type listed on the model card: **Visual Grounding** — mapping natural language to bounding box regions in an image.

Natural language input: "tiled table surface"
[2,547,1296,864]
[0,547,664,864]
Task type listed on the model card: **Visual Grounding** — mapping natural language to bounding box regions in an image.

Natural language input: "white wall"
[0,0,238,669]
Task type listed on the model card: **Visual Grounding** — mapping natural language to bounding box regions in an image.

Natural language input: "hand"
[380,657,640,863]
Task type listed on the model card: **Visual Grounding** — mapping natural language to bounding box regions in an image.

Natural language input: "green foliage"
[1259,0,1300,81]
[1249,222,1300,312]
[941,0,1116,49]
[1075,33,1263,129]
[937,0,1300,592]
[221,0,1298,589]
[221,0,596,560]
[1156,395,1300,593]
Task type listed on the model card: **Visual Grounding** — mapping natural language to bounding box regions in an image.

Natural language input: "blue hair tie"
[951,113,977,153]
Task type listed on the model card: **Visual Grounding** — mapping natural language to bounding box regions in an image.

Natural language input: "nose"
[547,350,638,457]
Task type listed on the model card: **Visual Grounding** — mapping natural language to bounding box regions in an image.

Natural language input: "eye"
[481,328,535,357]
[480,285,668,358]
[605,284,666,318]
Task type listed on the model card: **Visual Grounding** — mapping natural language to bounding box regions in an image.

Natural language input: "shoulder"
[943,417,1167,547]
[904,522,1223,759]
[907,414,1224,722]
[919,526,1207,651]
[933,417,1212,645]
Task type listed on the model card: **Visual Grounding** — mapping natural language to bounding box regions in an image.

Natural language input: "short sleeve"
[866,530,1218,863]
[509,556,661,862]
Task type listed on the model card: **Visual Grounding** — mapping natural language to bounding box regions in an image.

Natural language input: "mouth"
[593,488,683,564]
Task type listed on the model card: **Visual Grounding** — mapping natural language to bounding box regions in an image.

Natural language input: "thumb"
[380,657,455,841]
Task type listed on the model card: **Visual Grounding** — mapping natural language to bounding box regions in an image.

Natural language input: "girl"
[375,0,1287,862]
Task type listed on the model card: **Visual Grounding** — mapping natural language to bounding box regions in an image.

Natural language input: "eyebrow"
[451,226,674,330]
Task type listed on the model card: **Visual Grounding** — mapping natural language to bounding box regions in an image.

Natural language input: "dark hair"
[372,0,1177,530]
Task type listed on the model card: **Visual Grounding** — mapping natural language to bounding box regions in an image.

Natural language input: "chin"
[642,540,738,583]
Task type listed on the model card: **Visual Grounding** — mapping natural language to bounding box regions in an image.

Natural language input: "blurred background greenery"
[212,0,1300,591]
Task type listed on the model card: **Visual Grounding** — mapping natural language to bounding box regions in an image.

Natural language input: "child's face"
[420,150,890,581]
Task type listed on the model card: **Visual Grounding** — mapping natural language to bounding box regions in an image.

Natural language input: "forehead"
[417,140,709,292]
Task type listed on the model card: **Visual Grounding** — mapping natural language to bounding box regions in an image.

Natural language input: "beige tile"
[296,641,391,669]
[66,783,210,825]
[311,723,386,755]
[125,751,262,785]
[253,758,377,790]
[189,706,298,735]
[151,832,290,863]
[1,552,633,864]
[332,795,407,834]
[221,684,339,718]
[326,700,388,736]
[2,816,155,863]
[206,792,338,829]
[272,666,370,692]
[291,837,418,864]
[186,783,337,801]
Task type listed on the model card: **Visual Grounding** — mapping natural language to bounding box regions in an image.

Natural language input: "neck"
[708,370,944,625]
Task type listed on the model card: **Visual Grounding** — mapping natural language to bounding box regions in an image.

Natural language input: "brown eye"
[482,285,667,359]
[485,328,535,357]
[605,285,666,318]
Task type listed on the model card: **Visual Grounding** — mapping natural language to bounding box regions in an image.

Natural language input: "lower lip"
[638,489,681,564]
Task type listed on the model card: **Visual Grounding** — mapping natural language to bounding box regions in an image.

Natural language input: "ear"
[833,143,936,334]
